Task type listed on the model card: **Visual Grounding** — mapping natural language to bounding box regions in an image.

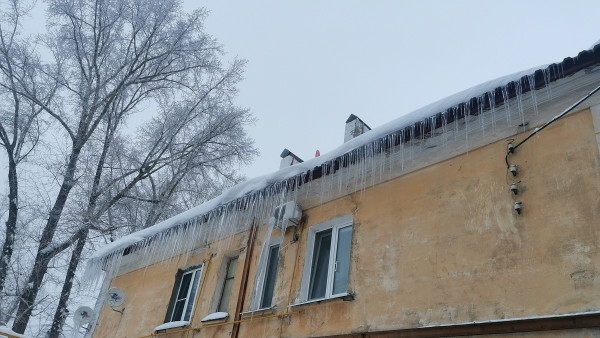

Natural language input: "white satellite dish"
[73,306,94,327]
[105,287,125,308]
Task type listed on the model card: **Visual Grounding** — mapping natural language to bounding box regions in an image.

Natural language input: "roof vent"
[280,148,303,169]
[344,114,371,142]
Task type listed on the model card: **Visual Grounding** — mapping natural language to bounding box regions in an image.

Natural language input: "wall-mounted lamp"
[510,181,521,195]
[507,143,515,153]
[514,202,522,214]
[509,164,518,176]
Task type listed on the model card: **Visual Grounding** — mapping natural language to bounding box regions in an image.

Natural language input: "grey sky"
[184,0,600,179]
[1,1,600,187]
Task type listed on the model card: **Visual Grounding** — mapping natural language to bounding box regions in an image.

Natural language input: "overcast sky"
[1,1,600,187]
[181,0,600,179]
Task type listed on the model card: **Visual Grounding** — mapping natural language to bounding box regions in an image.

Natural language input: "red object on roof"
[315,150,320,157]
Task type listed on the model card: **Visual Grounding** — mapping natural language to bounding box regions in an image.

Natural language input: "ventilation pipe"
[280,149,303,169]
[344,114,371,142]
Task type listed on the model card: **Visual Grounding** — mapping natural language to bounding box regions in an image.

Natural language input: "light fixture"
[514,202,522,214]
[509,164,518,176]
[507,143,515,153]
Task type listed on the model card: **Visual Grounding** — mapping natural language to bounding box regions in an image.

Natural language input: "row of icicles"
[86,64,562,284]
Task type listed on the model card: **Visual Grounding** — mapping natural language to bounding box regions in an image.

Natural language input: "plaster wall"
[94,109,600,337]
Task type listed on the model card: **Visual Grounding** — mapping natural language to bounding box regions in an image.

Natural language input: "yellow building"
[87,44,600,337]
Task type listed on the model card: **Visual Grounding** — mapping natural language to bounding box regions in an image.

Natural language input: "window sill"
[290,292,354,308]
[240,306,276,318]
[154,321,189,332]
[201,312,229,323]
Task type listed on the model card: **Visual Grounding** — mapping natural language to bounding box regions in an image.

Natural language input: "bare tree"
[0,0,55,318]
[48,82,254,336]
[9,0,256,333]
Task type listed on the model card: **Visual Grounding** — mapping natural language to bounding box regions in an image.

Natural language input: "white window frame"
[250,237,282,310]
[299,214,353,303]
[169,264,203,322]
[209,253,239,314]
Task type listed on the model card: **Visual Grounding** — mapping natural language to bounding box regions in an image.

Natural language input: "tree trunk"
[48,229,87,338]
[0,154,18,325]
[47,119,115,337]
[12,145,83,334]
[0,154,18,295]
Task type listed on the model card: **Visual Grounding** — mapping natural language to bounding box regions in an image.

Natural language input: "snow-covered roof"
[90,42,600,264]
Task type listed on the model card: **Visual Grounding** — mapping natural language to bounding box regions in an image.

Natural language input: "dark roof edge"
[116,43,600,258]
[304,44,600,181]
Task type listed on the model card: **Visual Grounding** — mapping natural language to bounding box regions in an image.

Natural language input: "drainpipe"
[231,220,259,338]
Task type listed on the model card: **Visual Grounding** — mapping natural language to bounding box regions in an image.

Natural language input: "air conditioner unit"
[272,201,302,233]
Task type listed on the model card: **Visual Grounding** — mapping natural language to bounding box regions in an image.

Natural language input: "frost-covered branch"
[9,0,256,334]
[0,0,54,314]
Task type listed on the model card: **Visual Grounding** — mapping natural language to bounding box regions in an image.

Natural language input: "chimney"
[280,148,304,169]
[344,114,371,142]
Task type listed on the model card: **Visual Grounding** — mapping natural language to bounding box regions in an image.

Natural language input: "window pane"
[176,273,192,301]
[226,257,238,278]
[218,278,234,312]
[308,229,332,300]
[171,273,192,320]
[218,257,238,312]
[172,299,186,321]
[333,225,352,295]
[260,245,280,308]
[184,269,202,321]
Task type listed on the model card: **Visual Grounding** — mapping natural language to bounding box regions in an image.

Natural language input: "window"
[300,214,353,302]
[260,244,280,308]
[164,264,203,323]
[250,236,282,310]
[217,256,238,312]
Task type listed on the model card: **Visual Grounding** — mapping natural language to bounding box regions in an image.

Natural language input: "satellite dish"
[105,287,125,307]
[73,306,95,327]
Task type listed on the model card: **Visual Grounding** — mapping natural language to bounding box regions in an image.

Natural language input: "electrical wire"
[505,82,600,168]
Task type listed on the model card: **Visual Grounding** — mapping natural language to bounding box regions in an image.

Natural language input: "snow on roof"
[90,43,600,263]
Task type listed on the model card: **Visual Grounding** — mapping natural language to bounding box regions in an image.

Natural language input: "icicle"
[452,107,459,140]
[514,79,526,128]
[478,95,485,138]
[501,85,511,126]
[543,68,552,101]
[441,111,447,146]
[464,103,470,151]
[488,91,496,130]
[527,74,539,115]
[400,129,405,170]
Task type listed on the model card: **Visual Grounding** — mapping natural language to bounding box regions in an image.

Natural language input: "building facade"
[89,45,600,337]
